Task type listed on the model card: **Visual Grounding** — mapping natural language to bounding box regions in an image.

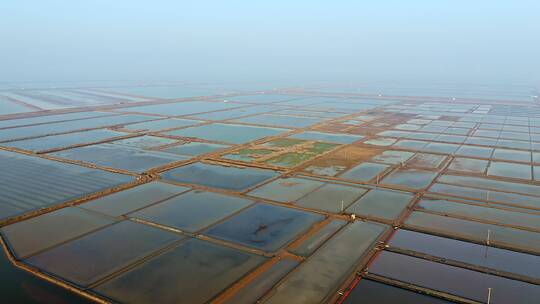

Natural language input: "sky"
[0,1,539,87]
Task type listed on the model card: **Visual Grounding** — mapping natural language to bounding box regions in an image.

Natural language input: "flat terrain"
[0,84,539,303]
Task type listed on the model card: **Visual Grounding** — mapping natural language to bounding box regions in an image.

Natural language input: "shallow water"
[94,238,266,304]
[131,190,253,232]
[405,211,540,254]
[224,258,299,304]
[233,114,323,128]
[248,177,324,203]
[205,203,325,252]
[162,162,278,191]
[0,150,133,221]
[339,162,390,182]
[370,251,540,303]
[265,221,387,304]
[51,143,188,173]
[289,131,362,144]
[0,247,92,303]
[389,229,540,280]
[381,168,437,189]
[162,142,229,156]
[295,183,368,213]
[3,129,126,152]
[80,182,189,217]
[116,118,200,132]
[346,188,414,220]
[162,123,288,144]
[0,114,155,142]
[289,219,347,256]
[110,135,178,149]
[343,279,452,304]
[487,161,532,180]
[27,220,182,286]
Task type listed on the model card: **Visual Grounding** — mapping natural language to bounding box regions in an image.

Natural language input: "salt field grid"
[1,84,540,304]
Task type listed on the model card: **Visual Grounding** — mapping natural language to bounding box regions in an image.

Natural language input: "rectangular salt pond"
[532,152,540,163]
[438,174,540,197]
[381,168,438,189]
[0,114,156,142]
[343,279,452,304]
[345,188,414,221]
[497,139,532,150]
[68,89,149,103]
[50,143,188,173]
[363,137,397,147]
[232,114,323,128]
[369,251,540,304]
[161,162,278,191]
[338,162,390,182]
[161,123,288,144]
[226,94,302,103]
[1,91,80,110]
[205,203,324,252]
[1,129,128,152]
[492,148,531,162]
[288,131,363,144]
[405,132,438,141]
[118,100,240,116]
[289,219,347,256]
[0,98,34,115]
[389,229,540,280]
[487,161,532,180]
[276,109,345,119]
[161,142,229,156]
[393,139,428,150]
[264,221,387,304]
[26,90,113,106]
[187,105,279,120]
[448,157,489,174]
[0,150,133,221]
[421,142,460,154]
[370,150,414,164]
[110,135,179,149]
[107,86,225,99]
[131,190,253,232]
[26,220,182,287]
[277,97,343,107]
[455,145,494,158]
[416,199,540,231]
[0,111,112,129]
[406,153,447,169]
[295,183,368,213]
[405,211,540,254]
[428,183,540,210]
[1,207,114,259]
[248,177,369,213]
[116,118,201,132]
[435,134,467,144]
[465,136,498,146]
[94,239,266,304]
[0,238,92,303]
[224,258,299,304]
[247,177,325,203]
[80,182,190,217]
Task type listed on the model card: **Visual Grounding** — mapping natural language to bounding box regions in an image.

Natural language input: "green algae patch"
[265,152,313,167]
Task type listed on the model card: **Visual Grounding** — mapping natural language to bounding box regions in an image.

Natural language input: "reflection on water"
[0,245,91,303]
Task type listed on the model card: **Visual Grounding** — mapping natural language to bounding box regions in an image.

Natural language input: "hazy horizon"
[1,1,539,88]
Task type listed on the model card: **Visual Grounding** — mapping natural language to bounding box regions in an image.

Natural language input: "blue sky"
[1,1,539,86]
